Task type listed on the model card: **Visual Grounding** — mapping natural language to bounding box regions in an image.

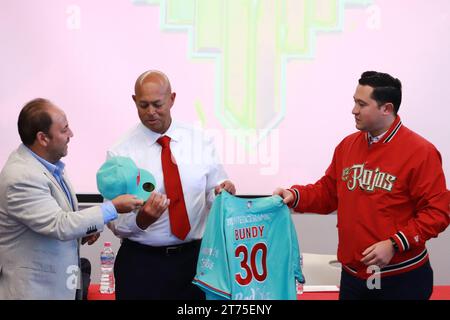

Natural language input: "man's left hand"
[214,180,236,195]
[360,239,396,268]
[82,233,100,245]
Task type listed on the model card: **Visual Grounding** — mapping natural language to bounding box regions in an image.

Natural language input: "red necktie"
[157,135,191,240]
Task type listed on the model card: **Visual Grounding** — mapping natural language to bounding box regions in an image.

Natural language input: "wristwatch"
[389,237,399,252]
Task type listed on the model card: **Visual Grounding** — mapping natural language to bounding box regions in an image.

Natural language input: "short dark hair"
[17,98,53,146]
[358,71,402,115]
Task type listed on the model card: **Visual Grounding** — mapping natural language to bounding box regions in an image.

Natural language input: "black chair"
[80,257,92,300]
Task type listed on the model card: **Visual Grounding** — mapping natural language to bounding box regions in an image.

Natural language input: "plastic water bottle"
[99,242,115,294]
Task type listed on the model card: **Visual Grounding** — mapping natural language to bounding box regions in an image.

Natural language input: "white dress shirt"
[107,121,228,246]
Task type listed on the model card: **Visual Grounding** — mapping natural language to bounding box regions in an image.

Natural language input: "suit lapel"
[42,171,73,210]
[18,145,74,210]
[62,173,78,211]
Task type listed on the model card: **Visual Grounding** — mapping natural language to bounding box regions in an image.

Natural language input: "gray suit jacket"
[0,145,104,299]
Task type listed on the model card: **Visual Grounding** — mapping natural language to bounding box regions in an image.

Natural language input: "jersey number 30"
[235,243,268,285]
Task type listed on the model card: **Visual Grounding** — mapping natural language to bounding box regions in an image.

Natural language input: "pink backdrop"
[1,0,449,194]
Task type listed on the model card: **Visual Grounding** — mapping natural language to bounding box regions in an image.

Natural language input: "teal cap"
[96,156,156,201]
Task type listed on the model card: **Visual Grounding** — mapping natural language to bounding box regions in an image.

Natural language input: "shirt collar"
[366,116,403,145]
[368,130,388,144]
[25,145,65,177]
[139,120,180,145]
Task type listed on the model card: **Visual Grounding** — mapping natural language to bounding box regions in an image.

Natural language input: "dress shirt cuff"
[101,201,118,224]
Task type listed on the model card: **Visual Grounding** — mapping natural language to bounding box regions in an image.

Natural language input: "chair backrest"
[302,253,341,287]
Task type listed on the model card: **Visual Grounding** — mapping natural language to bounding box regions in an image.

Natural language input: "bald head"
[134,70,172,96]
[132,70,176,134]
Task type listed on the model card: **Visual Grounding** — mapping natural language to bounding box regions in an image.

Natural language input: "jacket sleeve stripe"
[395,231,409,251]
[288,188,300,209]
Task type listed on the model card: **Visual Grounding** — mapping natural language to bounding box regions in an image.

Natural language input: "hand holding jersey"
[214,180,236,195]
[272,187,294,204]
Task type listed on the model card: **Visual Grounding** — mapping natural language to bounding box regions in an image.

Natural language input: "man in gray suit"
[0,98,169,299]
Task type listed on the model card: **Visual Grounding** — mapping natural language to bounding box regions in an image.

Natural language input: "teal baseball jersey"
[193,191,304,300]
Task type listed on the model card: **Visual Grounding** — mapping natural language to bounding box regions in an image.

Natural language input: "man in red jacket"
[274,71,450,300]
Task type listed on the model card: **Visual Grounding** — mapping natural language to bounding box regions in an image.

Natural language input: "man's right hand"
[112,194,144,213]
[272,187,294,205]
[136,192,170,230]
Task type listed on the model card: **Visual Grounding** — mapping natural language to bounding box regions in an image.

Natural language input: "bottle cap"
[104,242,112,247]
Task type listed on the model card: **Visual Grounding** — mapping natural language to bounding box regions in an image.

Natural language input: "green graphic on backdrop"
[133,0,372,142]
